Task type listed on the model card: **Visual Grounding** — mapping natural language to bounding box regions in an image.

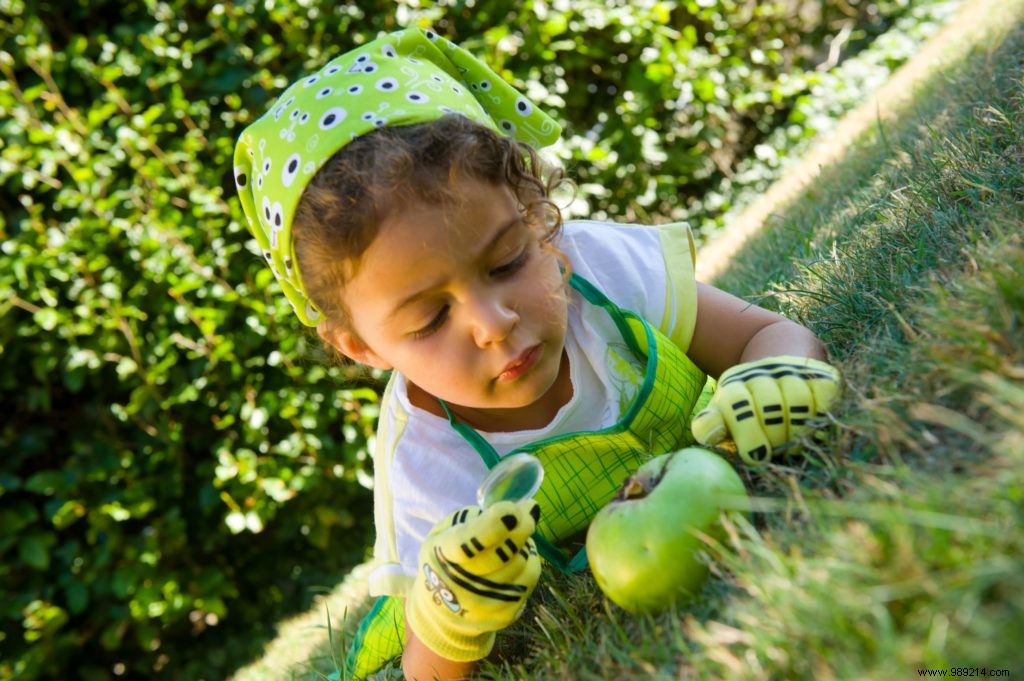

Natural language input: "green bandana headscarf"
[233,27,562,326]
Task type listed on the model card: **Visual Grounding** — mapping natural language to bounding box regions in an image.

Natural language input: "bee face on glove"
[422,563,461,614]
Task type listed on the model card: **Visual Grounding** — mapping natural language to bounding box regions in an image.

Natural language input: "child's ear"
[317,321,392,370]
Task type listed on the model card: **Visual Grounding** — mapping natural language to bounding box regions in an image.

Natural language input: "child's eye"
[490,249,529,278]
[412,305,449,339]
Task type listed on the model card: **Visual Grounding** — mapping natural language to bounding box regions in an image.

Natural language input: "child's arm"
[686,282,841,464]
[687,282,827,379]
[402,618,477,680]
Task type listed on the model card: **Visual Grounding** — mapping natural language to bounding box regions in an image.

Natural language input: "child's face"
[326,178,569,426]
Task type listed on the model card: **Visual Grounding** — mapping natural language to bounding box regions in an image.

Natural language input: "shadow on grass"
[193,501,374,681]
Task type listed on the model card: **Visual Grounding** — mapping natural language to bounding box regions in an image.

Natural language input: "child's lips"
[498,344,542,382]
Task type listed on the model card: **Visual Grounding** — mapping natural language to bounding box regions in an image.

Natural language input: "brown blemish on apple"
[615,451,678,501]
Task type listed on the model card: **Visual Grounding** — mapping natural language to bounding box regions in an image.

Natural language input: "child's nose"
[470,297,518,347]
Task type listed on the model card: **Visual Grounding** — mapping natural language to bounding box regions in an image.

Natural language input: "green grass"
[231,2,1024,679]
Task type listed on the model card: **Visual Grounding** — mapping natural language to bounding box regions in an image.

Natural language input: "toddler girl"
[233,27,840,681]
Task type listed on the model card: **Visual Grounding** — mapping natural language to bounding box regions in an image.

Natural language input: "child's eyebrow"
[387,216,521,321]
[475,215,521,259]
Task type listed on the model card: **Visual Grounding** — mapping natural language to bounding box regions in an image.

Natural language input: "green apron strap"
[570,273,659,430]
[533,535,589,573]
[569,273,644,358]
[438,400,501,469]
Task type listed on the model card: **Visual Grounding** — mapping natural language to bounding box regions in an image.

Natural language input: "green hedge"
[0,0,935,677]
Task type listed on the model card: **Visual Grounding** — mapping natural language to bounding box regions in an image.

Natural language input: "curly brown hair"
[291,114,569,330]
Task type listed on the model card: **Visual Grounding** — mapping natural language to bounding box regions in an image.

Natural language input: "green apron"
[441,273,710,573]
[345,273,711,678]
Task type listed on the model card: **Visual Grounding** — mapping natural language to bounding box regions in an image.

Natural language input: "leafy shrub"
[0,2,382,678]
[0,0,947,677]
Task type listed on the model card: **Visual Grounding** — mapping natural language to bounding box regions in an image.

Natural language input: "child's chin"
[474,383,553,413]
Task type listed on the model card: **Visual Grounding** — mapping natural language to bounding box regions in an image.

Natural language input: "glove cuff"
[721,353,826,374]
[406,597,497,662]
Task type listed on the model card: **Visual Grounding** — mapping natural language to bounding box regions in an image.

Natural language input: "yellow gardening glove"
[691,355,841,465]
[406,500,542,662]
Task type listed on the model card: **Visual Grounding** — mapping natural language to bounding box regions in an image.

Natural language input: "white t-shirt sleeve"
[557,219,699,351]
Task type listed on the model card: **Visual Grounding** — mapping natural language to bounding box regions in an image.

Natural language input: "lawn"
[232,0,1024,678]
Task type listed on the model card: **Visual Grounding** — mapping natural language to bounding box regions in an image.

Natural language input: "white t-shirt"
[367,219,698,597]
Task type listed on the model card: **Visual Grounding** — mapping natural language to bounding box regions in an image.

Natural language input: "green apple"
[585,447,748,614]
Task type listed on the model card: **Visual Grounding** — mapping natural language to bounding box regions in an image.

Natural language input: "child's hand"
[406,500,542,662]
[691,355,841,465]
